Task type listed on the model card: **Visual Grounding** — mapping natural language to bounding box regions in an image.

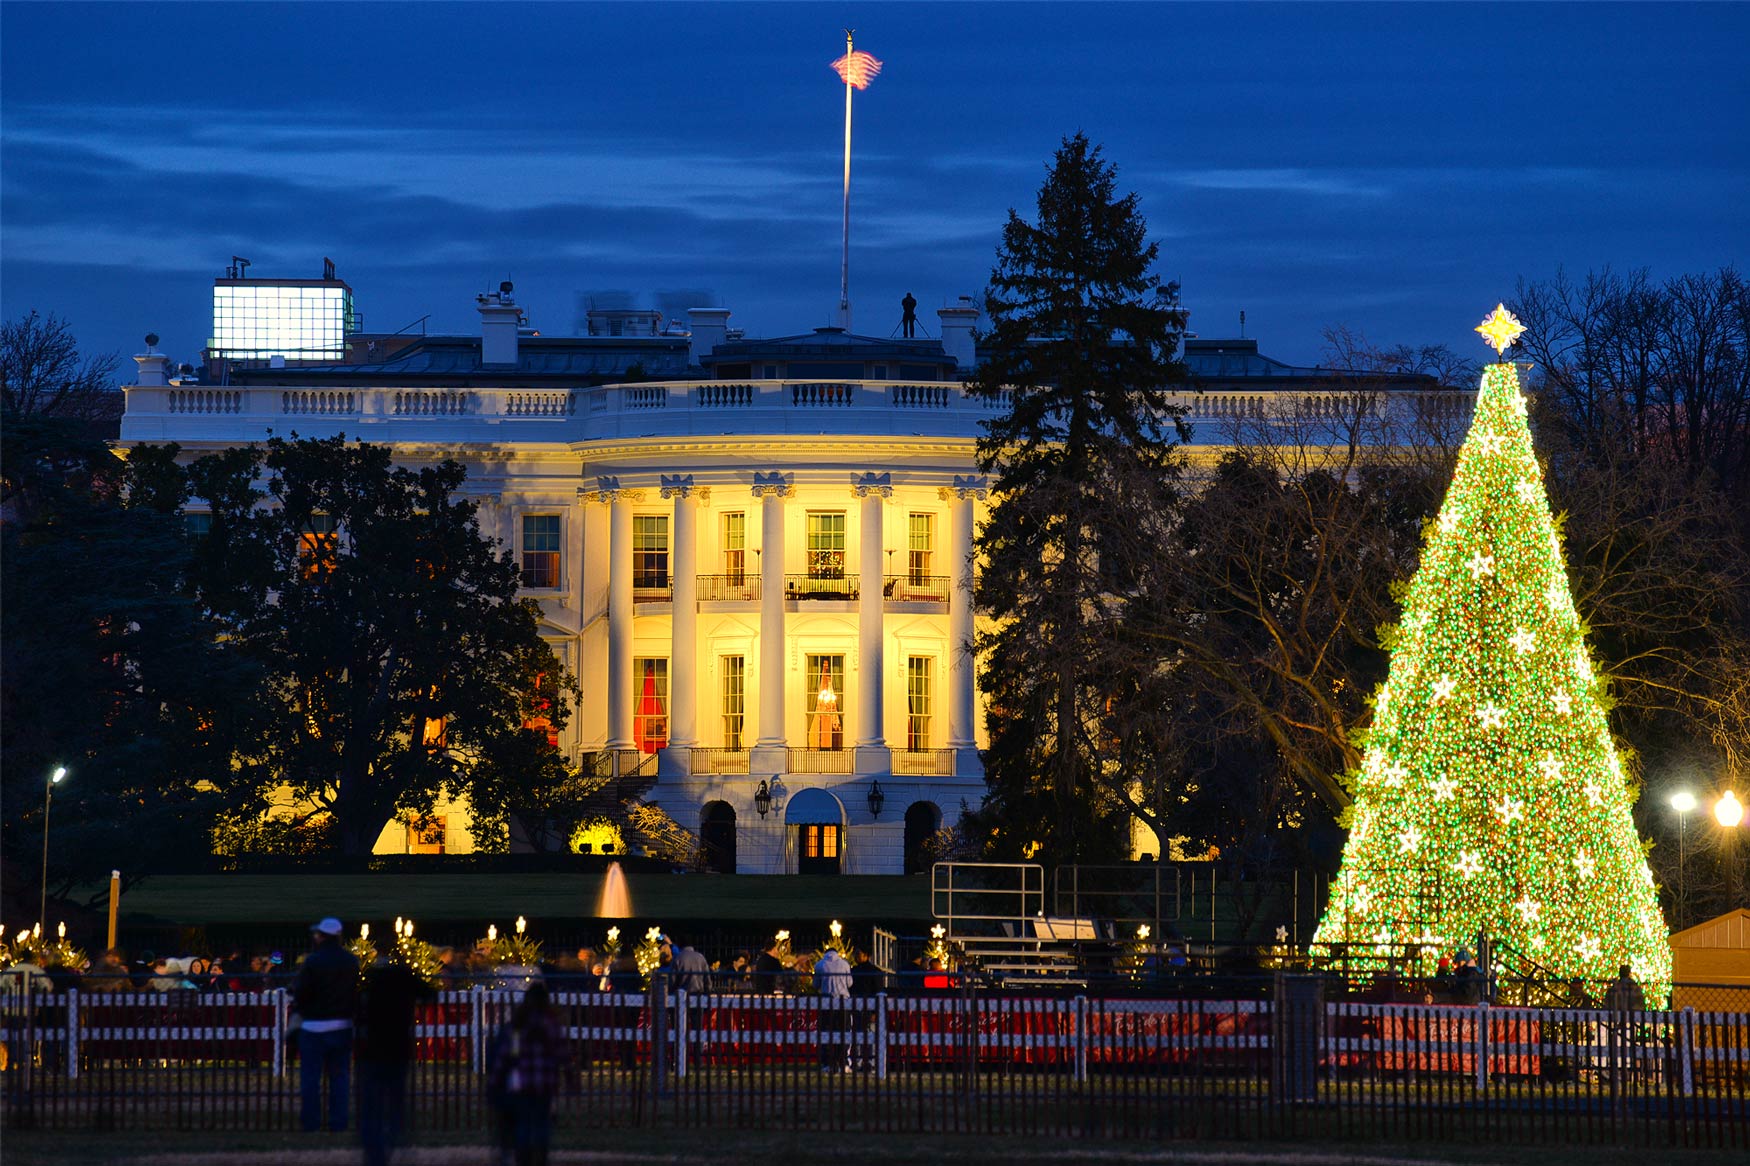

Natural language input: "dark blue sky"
[4,2,1746,371]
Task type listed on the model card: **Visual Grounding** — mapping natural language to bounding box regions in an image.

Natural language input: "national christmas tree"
[1313,305,1671,998]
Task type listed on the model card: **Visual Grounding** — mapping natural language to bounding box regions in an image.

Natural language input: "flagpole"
[839,29,854,331]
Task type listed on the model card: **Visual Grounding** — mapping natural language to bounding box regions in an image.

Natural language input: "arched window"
[700,801,736,874]
[904,801,942,875]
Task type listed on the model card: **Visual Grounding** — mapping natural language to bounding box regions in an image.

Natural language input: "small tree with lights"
[1313,306,1672,999]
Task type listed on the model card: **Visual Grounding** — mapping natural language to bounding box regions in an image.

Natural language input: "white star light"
[1438,511,1458,534]
[1431,674,1457,702]
[1537,754,1564,781]
[1509,627,1536,654]
[1275,926,1289,943]
[1468,553,1496,579]
[1476,703,1506,730]
[1455,851,1483,878]
[1573,851,1596,878]
[1583,781,1602,806]
[1399,828,1421,853]
[1352,886,1375,914]
[1574,648,1593,681]
[1576,935,1602,962]
[1514,480,1540,503]
[1515,896,1542,923]
[1494,795,1524,824]
[1383,762,1408,788]
[1475,432,1507,455]
[1431,776,1458,802]
[1552,692,1573,716]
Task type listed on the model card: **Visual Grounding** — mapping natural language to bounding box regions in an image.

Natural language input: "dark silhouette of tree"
[964,134,1190,863]
[0,311,122,433]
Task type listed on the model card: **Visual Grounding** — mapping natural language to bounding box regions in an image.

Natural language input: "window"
[907,656,933,751]
[184,512,213,541]
[908,513,935,581]
[300,513,339,579]
[806,654,844,750]
[523,671,559,749]
[521,515,561,589]
[634,657,669,754]
[408,815,447,855]
[800,824,840,859]
[633,515,669,589]
[420,715,448,749]
[721,656,745,750]
[807,512,846,578]
[721,512,746,581]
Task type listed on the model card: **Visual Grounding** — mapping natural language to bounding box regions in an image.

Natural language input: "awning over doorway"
[783,787,845,826]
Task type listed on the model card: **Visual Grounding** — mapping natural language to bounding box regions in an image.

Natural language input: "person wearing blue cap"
[293,916,359,1132]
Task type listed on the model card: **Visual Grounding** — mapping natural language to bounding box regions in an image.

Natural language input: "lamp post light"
[866,779,885,819]
[1715,790,1744,913]
[1671,790,1697,929]
[40,766,67,935]
[754,779,773,819]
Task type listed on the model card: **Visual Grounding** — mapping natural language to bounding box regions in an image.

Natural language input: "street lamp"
[1671,790,1697,928]
[1716,790,1744,913]
[40,766,67,934]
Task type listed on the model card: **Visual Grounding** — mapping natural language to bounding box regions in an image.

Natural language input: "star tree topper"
[1475,303,1526,356]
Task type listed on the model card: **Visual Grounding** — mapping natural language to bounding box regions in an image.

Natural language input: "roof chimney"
[477,280,524,367]
[937,297,980,369]
[133,333,170,387]
[686,307,731,368]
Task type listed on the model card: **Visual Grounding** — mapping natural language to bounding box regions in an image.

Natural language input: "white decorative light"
[1514,480,1540,503]
[1494,795,1523,824]
[1383,762,1408,788]
[1455,851,1483,878]
[1583,781,1602,806]
[1431,776,1458,802]
[1509,627,1536,654]
[1476,703,1506,730]
[1398,828,1421,854]
[1431,675,1457,702]
[1576,935,1601,962]
[1552,692,1572,716]
[1468,553,1496,579]
[1573,851,1596,878]
[1438,511,1458,534]
[1537,754,1564,781]
[1515,896,1541,923]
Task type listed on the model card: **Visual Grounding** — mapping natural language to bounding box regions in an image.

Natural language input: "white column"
[665,476,699,749]
[750,475,790,774]
[604,485,634,750]
[945,476,986,776]
[854,472,891,775]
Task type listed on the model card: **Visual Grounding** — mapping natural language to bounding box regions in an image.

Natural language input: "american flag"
[831,48,882,91]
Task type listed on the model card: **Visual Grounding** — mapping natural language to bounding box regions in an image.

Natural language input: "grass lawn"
[7,1128,1747,1166]
[107,873,931,926]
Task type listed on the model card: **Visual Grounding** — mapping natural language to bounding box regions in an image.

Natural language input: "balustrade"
[393,389,471,416]
[883,574,950,605]
[696,574,761,602]
[282,390,357,416]
[167,388,242,414]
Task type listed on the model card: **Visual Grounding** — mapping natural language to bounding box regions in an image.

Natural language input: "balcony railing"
[894,748,955,776]
[789,748,854,774]
[784,574,859,602]
[633,576,672,603]
[884,575,950,605]
[690,748,750,775]
[696,574,760,602]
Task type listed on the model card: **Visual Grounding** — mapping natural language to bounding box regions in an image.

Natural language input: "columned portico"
[601,478,636,750]
[750,472,791,775]
[945,475,987,777]
[663,475,700,773]
[853,472,892,775]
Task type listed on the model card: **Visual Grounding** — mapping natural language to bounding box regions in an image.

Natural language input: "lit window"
[801,824,840,859]
[299,513,339,579]
[523,671,559,749]
[908,513,935,581]
[408,815,446,854]
[721,512,746,581]
[634,658,669,754]
[807,512,846,578]
[806,654,844,750]
[907,657,933,751]
[521,515,561,589]
[721,656,745,750]
[633,515,669,589]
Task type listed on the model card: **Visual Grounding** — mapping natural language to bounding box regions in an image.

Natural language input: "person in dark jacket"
[292,917,360,1133]
[848,948,884,1072]
[487,981,573,1166]
[356,946,435,1166]
[753,940,787,994]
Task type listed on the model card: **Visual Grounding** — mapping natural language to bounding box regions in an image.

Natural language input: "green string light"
[1313,359,1671,1000]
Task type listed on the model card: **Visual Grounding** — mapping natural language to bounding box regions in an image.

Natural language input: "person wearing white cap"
[293,916,360,1132]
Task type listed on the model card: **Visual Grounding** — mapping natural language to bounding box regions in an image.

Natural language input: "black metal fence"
[4,975,1746,1147]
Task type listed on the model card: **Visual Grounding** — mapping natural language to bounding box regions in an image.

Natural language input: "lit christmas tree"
[1313,305,1671,999]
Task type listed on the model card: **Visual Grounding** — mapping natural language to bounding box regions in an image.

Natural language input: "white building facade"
[122,283,1468,874]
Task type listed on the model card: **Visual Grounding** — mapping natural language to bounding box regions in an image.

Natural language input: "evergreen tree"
[966,134,1190,861]
[1313,308,1672,997]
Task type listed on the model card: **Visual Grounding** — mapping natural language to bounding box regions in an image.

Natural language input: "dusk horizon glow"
[3,2,1745,371]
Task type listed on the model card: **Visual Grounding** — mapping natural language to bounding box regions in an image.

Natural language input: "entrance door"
[797,824,842,875]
